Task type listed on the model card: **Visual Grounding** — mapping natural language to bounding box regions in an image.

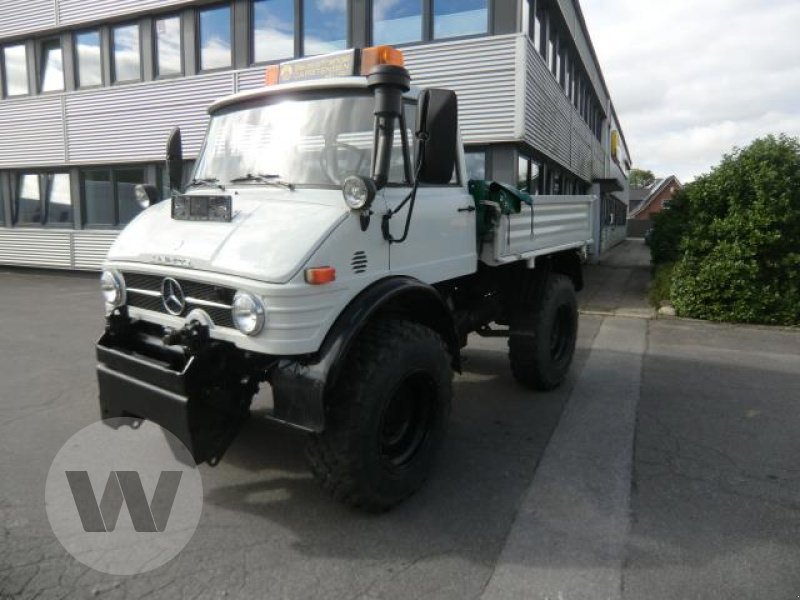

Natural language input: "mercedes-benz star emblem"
[161,277,186,316]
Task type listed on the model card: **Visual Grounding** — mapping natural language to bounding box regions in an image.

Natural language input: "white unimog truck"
[96,46,594,511]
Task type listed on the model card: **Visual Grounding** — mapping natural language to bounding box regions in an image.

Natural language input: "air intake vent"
[351,251,368,274]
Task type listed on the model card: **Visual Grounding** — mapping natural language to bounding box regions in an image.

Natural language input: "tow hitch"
[96,319,265,465]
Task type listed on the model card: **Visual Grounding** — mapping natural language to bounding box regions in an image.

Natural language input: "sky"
[581,0,800,182]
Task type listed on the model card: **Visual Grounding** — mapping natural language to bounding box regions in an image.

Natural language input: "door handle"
[458,205,476,213]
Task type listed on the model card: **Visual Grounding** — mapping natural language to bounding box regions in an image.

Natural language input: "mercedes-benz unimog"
[96,46,594,511]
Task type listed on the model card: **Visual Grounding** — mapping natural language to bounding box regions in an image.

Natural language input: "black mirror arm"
[381,139,425,245]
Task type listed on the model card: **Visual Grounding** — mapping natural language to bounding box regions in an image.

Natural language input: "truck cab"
[97,46,589,510]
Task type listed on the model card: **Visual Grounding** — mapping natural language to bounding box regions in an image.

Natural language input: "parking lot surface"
[0,268,601,599]
[2,251,799,600]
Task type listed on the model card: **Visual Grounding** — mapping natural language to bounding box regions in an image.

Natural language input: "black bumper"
[96,331,245,464]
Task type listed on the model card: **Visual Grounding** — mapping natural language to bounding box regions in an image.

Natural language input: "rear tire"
[306,319,452,511]
[508,273,578,391]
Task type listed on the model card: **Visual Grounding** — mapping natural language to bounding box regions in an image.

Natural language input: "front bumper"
[96,327,250,464]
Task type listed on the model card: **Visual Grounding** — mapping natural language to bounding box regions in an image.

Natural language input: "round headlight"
[100,270,125,308]
[232,291,266,336]
[342,176,376,210]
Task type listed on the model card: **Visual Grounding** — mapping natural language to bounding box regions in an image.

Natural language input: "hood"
[107,188,349,283]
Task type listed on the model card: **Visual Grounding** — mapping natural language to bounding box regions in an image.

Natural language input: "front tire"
[306,319,452,511]
[508,273,578,391]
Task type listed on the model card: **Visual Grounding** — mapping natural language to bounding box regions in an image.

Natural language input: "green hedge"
[649,135,800,325]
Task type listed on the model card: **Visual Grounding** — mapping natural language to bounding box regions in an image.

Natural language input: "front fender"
[269,276,460,432]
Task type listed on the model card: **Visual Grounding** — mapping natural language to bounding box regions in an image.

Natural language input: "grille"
[122,272,235,329]
[351,251,368,274]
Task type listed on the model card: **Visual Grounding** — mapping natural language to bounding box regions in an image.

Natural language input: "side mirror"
[415,89,458,184]
[134,184,160,209]
[166,127,183,191]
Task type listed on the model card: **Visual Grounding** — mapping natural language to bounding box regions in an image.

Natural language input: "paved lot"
[1,245,798,600]
[0,268,601,599]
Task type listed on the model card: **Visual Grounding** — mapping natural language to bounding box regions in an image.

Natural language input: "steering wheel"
[320,142,367,185]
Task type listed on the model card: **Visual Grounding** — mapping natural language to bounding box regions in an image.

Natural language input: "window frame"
[111,21,143,84]
[154,13,185,79]
[81,165,148,229]
[197,2,234,73]
[37,37,65,94]
[250,0,297,65]
[43,171,74,228]
[431,0,490,42]
[301,0,350,57]
[2,43,30,98]
[372,0,425,47]
[13,172,45,227]
[73,28,104,89]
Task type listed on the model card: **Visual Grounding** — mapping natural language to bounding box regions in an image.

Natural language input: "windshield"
[194,93,413,187]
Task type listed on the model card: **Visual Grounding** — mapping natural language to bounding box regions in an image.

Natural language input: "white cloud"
[581,0,800,181]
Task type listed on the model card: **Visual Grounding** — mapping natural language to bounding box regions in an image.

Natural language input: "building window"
[83,167,147,227]
[531,159,542,194]
[464,150,486,181]
[199,5,232,70]
[374,0,422,45]
[303,0,347,56]
[534,3,545,57]
[40,39,64,92]
[253,0,295,63]
[112,23,141,82]
[155,15,182,77]
[517,155,530,192]
[3,45,29,96]
[433,0,488,39]
[116,168,147,224]
[75,30,102,88]
[14,172,73,226]
[83,170,113,226]
[15,174,42,225]
[46,173,73,225]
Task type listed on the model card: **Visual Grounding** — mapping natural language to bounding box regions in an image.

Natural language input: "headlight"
[100,270,125,309]
[342,176,376,210]
[232,291,266,336]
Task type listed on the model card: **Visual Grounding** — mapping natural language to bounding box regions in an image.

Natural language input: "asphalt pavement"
[1,243,798,599]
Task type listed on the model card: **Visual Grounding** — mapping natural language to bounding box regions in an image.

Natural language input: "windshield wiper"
[229,173,295,191]
[186,177,226,191]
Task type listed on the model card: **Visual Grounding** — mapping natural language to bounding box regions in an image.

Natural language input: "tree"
[629,168,656,187]
[658,135,800,325]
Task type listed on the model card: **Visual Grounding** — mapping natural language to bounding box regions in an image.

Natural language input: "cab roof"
[209,76,422,114]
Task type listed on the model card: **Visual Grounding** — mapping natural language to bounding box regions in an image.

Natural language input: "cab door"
[382,179,477,283]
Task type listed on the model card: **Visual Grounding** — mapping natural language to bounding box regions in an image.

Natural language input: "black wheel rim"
[379,371,436,471]
[550,304,574,363]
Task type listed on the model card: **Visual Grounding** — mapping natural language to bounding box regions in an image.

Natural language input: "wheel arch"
[269,276,460,433]
[545,249,584,292]
[323,277,462,387]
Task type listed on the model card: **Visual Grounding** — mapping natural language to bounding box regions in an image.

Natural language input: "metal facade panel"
[555,0,609,110]
[236,68,268,93]
[404,36,518,144]
[0,0,56,39]
[73,231,118,270]
[65,74,235,163]
[57,0,193,27]
[522,38,607,182]
[0,229,72,268]
[0,97,66,167]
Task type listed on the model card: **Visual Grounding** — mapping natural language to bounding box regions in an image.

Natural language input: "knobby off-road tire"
[306,319,453,511]
[508,273,578,391]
